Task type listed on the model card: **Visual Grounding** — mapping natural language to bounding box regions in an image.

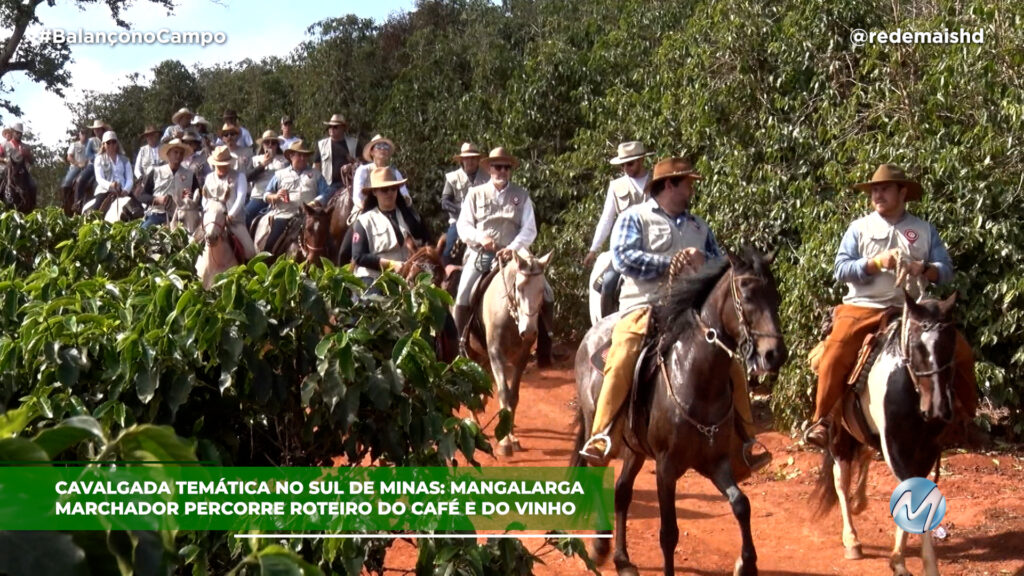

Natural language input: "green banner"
[0,466,613,532]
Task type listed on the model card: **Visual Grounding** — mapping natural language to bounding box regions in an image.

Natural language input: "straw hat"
[171,108,194,124]
[257,129,282,146]
[852,164,922,201]
[192,115,211,129]
[646,157,702,193]
[362,134,396,162]
[219,123,240,137]
[609,141,655,165]
[140,125,160,138]
[283,139,313,158]
[451,142,482,162]
[208,145,236,166]
[159,138,191,162]
[322,113,348,127]
[364,166,408,191]
[479,146,520,169]
[88,119,109,131]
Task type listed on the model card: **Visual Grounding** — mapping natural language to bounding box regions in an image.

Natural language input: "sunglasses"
[666,176,688,187]
[491,164,511,171]
[223,132,239,138]
[373,143,392,151]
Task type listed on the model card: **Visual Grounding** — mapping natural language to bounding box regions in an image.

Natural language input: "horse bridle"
[899,305,955,393]
[695,270,784,374]
[499,257,544,326]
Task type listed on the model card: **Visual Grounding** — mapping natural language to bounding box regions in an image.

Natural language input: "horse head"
[724,249,788,376]
[302,202,330,265]
[399,245,444,286]
[902,292,957,423]
[203,200,228,246]
[507,250,552,340]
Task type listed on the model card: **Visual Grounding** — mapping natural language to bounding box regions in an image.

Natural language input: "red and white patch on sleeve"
[903,229,919,244]
[352,232,360,243]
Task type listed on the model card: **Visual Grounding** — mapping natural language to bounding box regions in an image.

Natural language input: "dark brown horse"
[812,293,958,576]
[301,202,332,266]
[0,158,37,214]
[572,249,787,576]
[326,162,358,264]
[398,244,459,364]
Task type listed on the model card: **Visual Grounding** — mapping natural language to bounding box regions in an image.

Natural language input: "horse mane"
[398,246,443,281]
[653,256,731,352]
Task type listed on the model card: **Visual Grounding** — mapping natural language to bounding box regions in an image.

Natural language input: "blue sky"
[6,0,417,148]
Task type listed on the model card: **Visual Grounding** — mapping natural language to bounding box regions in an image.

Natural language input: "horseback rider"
[60,128,89,201]
[84,131,132,213]
[578,157,771,469]
[261,140,329,252]
[803,164,978,448]
[441,142,489,266]
[134,125,163,181]
[162,108,195,142]
[351,166,432,286]
[0,122,37,204]
[453,146,556,366]
[313,114,359,205]
[137,138,200,229]
[73,120,109,209]
[217,123,253,172]
[583,141,654,317]
[201,145,257,261]
[244,129,290,228]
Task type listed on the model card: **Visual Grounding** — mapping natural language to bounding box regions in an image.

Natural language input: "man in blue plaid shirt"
[579,157,770,472]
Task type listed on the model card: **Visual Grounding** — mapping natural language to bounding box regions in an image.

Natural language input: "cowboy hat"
[219,123,241,137]
[362,134,396,162]
[88,119,109,131]
[140,125,160,138]
[280,115,293,125]
[192,115,211,128]
[257,129,282,146]
[101,130,119,144]
[364,166,408,191]
[159,138,191,162]
[221,109,241,120]
[171,108,194,124]
[852,163,923,201]
[609,141,655,165]
[479,146,520,169]
[322,113,348,127]
[451,142,482,162]
[8,122,24,135]
[208,145,236,166]
[283,139,313,157]
[646,157,702,193]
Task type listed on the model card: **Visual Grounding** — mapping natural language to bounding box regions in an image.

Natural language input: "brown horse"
[326,162,358,264]
[398,244,459,363]
[301,202,332,266]
[572,249,787,576]
[0,158,37,214]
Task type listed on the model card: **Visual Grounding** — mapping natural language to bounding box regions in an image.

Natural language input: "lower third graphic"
[889,477,946,534]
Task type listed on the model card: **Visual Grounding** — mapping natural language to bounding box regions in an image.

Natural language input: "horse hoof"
[496,443,513,457]
[734,558,757,576]
[845,545,864,560]
[511,439,523,451]
[615,564,639,576]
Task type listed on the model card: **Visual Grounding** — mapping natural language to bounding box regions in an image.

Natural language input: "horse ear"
[513,250,528,268]
[537,251,553,268]
[763,249,776,265]
[939,291,958,316]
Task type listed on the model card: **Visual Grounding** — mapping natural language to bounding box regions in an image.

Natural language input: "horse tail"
[811,448,839,518]
[568,406,587,468]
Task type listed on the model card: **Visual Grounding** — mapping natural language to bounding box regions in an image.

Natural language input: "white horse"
[464,249,552,456]
[195,199,237,289]
[170,196,204,243]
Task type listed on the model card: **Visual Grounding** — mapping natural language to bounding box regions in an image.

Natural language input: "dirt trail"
[385,361,1024,576]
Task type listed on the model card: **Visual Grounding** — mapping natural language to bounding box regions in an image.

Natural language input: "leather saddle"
[838,309,902,449]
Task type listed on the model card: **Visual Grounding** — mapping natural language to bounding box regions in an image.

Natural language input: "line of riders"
[3,112,979,471]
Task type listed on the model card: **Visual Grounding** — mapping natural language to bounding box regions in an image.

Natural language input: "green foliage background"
[40,0,1024,430]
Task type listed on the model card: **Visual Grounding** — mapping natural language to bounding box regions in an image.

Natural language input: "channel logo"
[889,477,946,534]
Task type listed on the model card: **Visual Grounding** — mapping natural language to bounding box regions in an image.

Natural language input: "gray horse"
[572,250,787,576]
[465,249,551,456]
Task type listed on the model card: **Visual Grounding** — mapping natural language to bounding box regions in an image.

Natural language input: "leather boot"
[453,304,471,356]
[803,417,830,449]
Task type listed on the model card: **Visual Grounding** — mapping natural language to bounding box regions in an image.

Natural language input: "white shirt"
[352,163,412,210]
[202,170,248,220]
[67,141,87,167]
[214,126,254,149]
[94,153,134,196]
[589,173,649,252]
[134,144,161,180]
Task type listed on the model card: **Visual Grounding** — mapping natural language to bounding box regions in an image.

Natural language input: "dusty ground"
[384,361,1024,576]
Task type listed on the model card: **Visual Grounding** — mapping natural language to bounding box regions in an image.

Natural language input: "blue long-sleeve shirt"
[611,199,721,280]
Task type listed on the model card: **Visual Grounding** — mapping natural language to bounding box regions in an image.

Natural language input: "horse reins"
[498,256,543,326]
[693,270,784,374]
[660,359,734,446]
[893,257,955,394]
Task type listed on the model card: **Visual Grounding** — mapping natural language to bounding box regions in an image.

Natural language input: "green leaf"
[257,545,324,576]
[0,437,49,462]
[108,425,196,463]
[136,368,159,404]
[494,410,513,442]
[0,405,38,437]
[32,416,107,458]
[0,532,89,576]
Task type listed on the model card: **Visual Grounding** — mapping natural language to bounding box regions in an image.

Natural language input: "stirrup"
[578,433,612,464]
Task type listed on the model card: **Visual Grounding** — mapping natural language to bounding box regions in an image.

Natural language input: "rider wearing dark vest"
[351,167,431,285]
[804,164,978,448]
[578,157,770,471]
